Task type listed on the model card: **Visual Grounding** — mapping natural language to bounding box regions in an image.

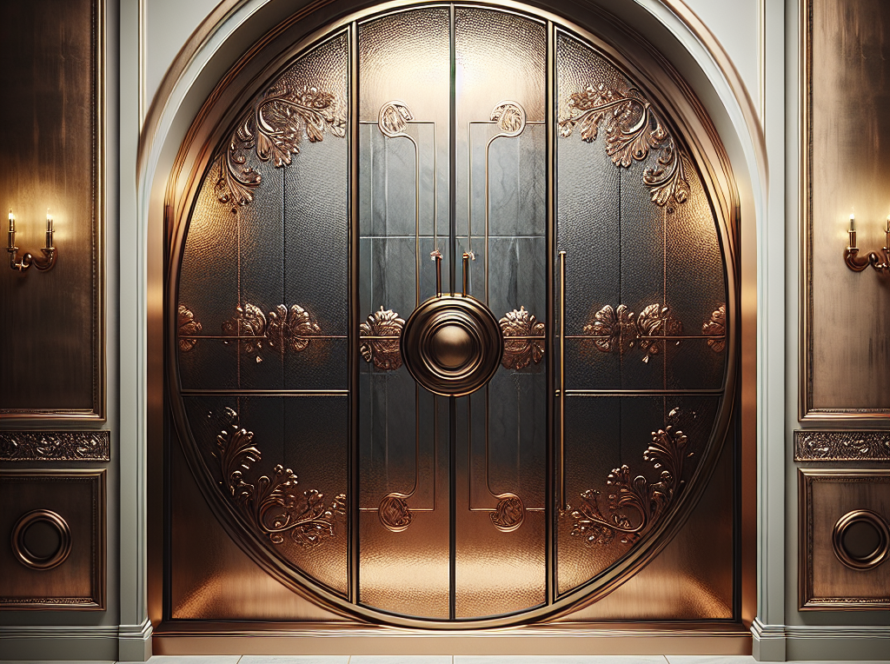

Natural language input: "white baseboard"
[785,624,890,662]
[0,624,119,661]
[751,618,787,661]
[117,618,153,662]
[752,619,890,662]
[0,618,153,662]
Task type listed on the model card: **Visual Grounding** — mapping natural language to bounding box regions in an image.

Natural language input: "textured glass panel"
[453,7,547,619]
[183,396,348,597]
[556,396,719,595]
[178,159,239,390]
[455,8,546,240]
[282,396,349,595]
[359,391,450,618]
[357,7,451,617]
[555,420,733,620]
[454,392,546,619]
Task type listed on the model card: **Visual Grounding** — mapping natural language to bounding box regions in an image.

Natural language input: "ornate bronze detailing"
[266,304,321,353]
[558,83,690,208]
[401,293,503,398]
[7,210,57,273]
[0,431,110,462]
[583,303,682,363]
[219,303,321,361]
[216,84,346,208]
[378,100,413,137]
[843,215,890,274]
[214,408,346,547]
[11,510,72,571]
[177,305,202,352]
[794,430,890,462]
[378,493,413,533]
[832,510,889,571]
[499,306,545,370]
[491,493,525,533]
[490,101,526,136]
[570,408,691,546]
[360,307,405,371]
[702,304,727,353]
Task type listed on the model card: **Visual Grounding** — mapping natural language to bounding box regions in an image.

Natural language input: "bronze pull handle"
[462,252,471,297]
[558,250,567,510]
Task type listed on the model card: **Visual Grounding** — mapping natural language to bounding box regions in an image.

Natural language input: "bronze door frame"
[159,0,743,630]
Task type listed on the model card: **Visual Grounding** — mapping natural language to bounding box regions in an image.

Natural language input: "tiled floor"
[25,657,887,664]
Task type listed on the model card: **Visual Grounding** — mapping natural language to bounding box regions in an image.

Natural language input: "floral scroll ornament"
[702,304,727,353]
[360,307,405,371]
[177,305,202,352]
[216,83,346,208]
[222,303,321,362]
[491,493,525,533]
[584,303,682,363]
[569,408,693,546]
[490,100,526,137]
[499,306,545,370]
[558,82,690,208]
[214,408,346,547]
[378,100,413,138]
[267,304,321,354]
[378,493,413,533]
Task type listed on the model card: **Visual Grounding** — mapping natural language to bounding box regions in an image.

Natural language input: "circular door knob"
[401,294,503,397]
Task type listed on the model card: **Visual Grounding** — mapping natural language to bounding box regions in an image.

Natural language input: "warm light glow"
[849,212,855,231]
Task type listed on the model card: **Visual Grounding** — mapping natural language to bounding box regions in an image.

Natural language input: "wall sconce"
[7,209,57,273]
[843,213,890,273]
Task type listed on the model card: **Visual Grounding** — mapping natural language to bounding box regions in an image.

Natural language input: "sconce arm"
[843,246,872,272]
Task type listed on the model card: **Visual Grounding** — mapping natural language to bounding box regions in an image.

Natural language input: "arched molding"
[132,0,773,653]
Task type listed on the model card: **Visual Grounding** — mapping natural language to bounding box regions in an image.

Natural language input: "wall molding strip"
[794,430,890,461]
[0,431,110,461]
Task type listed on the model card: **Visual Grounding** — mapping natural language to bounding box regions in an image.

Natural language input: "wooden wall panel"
[0,0,104,420]
[803,0,890,419]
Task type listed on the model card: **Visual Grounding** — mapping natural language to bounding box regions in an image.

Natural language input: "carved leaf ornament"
[559,82,690,208]
[221,303,321,362]
[216,84,346,208]
[499,306,545,370]
[583,303,682,363]
[570,408,693,546]
[359,307,405,371]
[214,408,346,547]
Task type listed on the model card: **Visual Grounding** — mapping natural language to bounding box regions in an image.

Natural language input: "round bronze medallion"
[401,294,503,397]
[832,509,890,571]
[11,509,72,571]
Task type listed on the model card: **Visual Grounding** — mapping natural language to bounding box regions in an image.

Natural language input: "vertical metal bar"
[545,19,556,605]
[558,250,566,511]
[448,1,457,622]
[462,252,470,296]
[348,21,360,605]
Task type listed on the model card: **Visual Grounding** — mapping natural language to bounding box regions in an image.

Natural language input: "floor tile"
[664,657,755,664]
[145,657,242,664]
[240,658,350,664]
[349,657,453,664]
[455,657,667,664]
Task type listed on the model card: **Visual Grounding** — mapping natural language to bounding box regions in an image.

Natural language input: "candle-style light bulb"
[849,212,855,231]
[7,210,14,251]
[45,209,54,250]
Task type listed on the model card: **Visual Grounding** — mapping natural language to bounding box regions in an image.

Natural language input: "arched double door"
[169,1,736,627]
